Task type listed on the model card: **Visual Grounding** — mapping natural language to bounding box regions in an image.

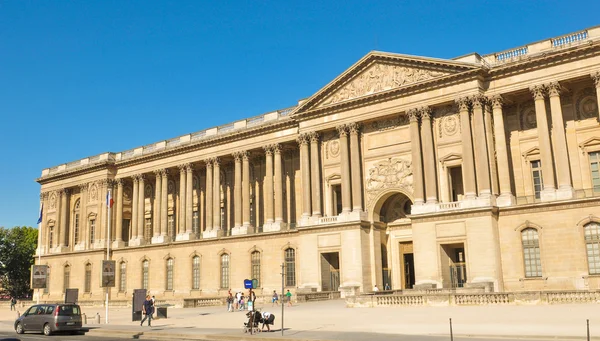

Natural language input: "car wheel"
[43,323,52,336]
[15,322,24,334]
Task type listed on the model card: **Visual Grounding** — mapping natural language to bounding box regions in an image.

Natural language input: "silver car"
[14,304,82,336]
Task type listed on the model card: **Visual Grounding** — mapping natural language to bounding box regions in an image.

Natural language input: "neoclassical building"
[36,26,600,302]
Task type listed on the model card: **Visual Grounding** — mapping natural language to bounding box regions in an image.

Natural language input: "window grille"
[284,248,296,287]
[142,260,149,289]
[585,222,600,275]
[119,262,126,292]
[63,265,70,291]
[251,251,261,287]
[220,254,230,289]
[531,160,543,199]
[521,228,542,277]
[84,263,92,293]
[192,256,200,290]
[166,258,174,290]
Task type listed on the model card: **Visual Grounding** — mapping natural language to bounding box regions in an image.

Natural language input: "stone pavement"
[1,300,600,340]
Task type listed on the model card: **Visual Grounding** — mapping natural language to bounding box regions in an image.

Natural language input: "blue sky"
[0,1,599,228]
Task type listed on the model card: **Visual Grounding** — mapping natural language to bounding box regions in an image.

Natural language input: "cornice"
[409,206,499,223]
[498,197,600,217]
[36,162,115,185]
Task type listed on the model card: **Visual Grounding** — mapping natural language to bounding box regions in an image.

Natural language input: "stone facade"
[36,26,600,302]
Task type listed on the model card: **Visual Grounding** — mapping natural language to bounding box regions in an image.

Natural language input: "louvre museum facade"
[36,26,600,302]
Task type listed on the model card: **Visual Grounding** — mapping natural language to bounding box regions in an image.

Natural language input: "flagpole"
[105,188,111,324]
[37,202,43,305]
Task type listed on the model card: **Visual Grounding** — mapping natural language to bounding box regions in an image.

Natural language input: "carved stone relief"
[328,140,340,158]
[370,116,408,132]
[366,157,413,208]
[576,87,598,120]
[319,63,450,107]
[519,101,536,130]
[144,184,153,198]
[89,183,98,202]
[49,192,57,209]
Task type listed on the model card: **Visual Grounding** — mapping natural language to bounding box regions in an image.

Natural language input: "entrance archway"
[372,191,413,223]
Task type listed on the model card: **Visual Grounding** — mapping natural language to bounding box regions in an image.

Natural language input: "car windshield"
[58,305,80,316]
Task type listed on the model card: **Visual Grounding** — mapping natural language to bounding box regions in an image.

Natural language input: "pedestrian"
[272,290,279,307]
[285,289,292,307]
[384,283,390,291]
[235,291,241,310]
[151,295,156,318]
[239,294,245,311]
[140,295,154,327]
[261,311,275,332]
[373,284,379,293]
[248,288,256,303]
[227,293,234,312]
[10,297,16,311]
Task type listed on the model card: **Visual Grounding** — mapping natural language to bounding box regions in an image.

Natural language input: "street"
[0,331,121,341]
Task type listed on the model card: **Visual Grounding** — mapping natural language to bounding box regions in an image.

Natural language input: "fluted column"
[593,72,600,121]
[78,184,88,249]
[204,160,214,233]
[472,95,491,196]
[274,145,284,223]
[213,158,221,231]
[309,133,322,217]
[233,152,243,228]
[530,85,556,192]
[59,189,68,249]
[337,125,352,213]
[264,145,274,224]
[160,170,168,238]
[153,171,162,240]
[420,107,438,203]
[548,82,573,194]
[185,164,194,236]
[131,176,139,243]
[137,175,145,241]
[114,179,124,246]
[456,97,477,199]
[297,134,311,220]
[348,123,364,211]
[491,95,515,205]
[484,101,500,196]
[408,109,424,205]
[241,152,251,227]
[178,164,187,236]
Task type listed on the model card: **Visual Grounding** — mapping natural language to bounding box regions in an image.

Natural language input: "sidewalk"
[1,300,599,340]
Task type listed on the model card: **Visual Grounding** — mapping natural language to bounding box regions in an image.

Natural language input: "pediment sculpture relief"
[366,157,413,207]
[319,64,450,107]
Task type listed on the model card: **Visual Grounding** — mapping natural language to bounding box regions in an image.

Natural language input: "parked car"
[14,304,82,336]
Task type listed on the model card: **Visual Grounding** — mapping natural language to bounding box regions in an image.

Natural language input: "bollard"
[82,313,87,325]
[587,319,590,341]
[449,318,454,341]
[95,313,101,324]
[16,311,20,318]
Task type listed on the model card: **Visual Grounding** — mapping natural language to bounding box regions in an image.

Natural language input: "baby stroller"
[243,310,263,334]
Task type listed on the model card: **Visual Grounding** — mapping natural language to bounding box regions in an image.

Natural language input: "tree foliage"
[0,226,38,297]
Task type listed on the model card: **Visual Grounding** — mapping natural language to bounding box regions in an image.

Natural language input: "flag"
[37,204,43,224]
[106,190,114,208]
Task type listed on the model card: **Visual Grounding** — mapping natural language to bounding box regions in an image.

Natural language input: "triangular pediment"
[292,51,480,117]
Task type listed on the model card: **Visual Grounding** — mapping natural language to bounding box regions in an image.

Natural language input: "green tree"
[0,226,38,297]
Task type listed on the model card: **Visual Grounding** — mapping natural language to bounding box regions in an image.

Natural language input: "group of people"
[227,288,257,312]
[271,289,293,307]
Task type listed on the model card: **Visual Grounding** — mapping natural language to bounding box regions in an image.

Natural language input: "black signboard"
[101,260,116,287]
[65,288,79,304]
[31,265,48,289]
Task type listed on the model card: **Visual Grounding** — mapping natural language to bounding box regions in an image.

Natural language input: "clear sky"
[0,0,599,228]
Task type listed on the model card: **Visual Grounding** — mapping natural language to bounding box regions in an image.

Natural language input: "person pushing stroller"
[261,311,275,332]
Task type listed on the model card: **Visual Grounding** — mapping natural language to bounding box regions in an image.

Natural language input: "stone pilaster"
[160,170,169,240]
[548,82,574,199]
[456,97,477,199]
[133,175,146,246]
[177,164,187,238]
[180,163,195,239]
[130,175,139,245]
[490,95,516,206]
[348,123,364,212]
[213,158,221,234]
[484,100,500,196]
[471,95,492,197]
[233,152,243,228]
[152,171,162,241]
[337,125,352,214]
[419,107,438,204]
[112,179,125,248]
[309,133,322,217]
[592,72,600,122]
[408,109,424,205]
[58,188,69,250]
[530,85,557,200]
[297,133,311,224]
[203,159,215,238]
[274,144,283,223]
[77,184,88,250]
[264,145,274,224]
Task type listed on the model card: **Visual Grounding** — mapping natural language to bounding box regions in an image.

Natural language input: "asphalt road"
[0,331,128,341]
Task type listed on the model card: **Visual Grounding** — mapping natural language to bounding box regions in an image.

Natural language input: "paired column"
[114,179,124,247]
[484,101,500,196]
[213,158,221,232]
[593,72,600,121]
[456,97,477,199]
[274,145,284,223]
[530,85,556,193]
[153,171,162,241]
[548,82,574,196]
[78,184,88,249]
[491,95,515,205]
[131,176,139,244]
[137,175,145,241]
[408,109,424,205]
[204,160,214,234]
[58,189,68,249]
[337,125,352,213]
[297,134,311,220]
[185,164,194,238]
[178,164,187,237]
[309,133,322,217]
[264,146,274,223]
[471,96,492,196]
[348,123,364,211]
[420,107,438,203]
[242,152,251,227]
[160,170,168,239]
[234,152,243,228]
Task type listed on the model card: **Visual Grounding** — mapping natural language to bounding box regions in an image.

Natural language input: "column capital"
[296,133,310,146]
[308,131,321,142]
[529,84,546,100]
[547,81,563,97]
[113,178,123,187]
[41,191,50,199]
[212,157,220,166]
[471,95,487,110]
[455,97,471,111]
[419,106,433,120]
[232,150,246,162]
[407,108,420,122]
[272,143,282,154]
[348,122,361,135]
[263,145,274,155]
[58,188,70,196]
[592,71,600,87]
[491,95,504,109]
[178,163,191,173]
[336,124,349,137]
[78,182,88,192]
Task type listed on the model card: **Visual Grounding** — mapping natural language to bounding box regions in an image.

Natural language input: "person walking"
[285,290,293,307]
[10,297,16,311]
[271,290,279,307]
[235,291,241,310]
[140,295,154,327]
[227,293,234,312]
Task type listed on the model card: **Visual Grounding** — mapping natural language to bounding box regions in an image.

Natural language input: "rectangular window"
[74,213,80,245]
[333,185,342,215]
[48,228,54,249]
[84,264,92,293]
[521,228,542,278]
[168,215,175,239]
[192,256,200,290]
[285,248,296,287]
[449,166,464,201]
[220,254,230,289]
[142,261,149,290]
[166,259,174,290]
[119,262,126,292]
[251,252,261,288]
[63,267,70,291]
[193,211,199,236]
[89,219,96,245]
[144,217,152,243]
[590,152,600,193]
[531,160,543,199]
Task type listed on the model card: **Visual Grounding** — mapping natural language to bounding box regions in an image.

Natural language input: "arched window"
[63,265,70,291]
[584,222,600,275]
[192,256,200,290]
[73,200,80,245]
[220,254,230,289]
[48,226,54,249]
[119,262,127,292]
[142,260,149,289]
[251,251,261,288]
[84,263,92,293]
[89,219,96,245]
[521,228,542,278]
[166,258,174,290]
[284,248,296,287]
